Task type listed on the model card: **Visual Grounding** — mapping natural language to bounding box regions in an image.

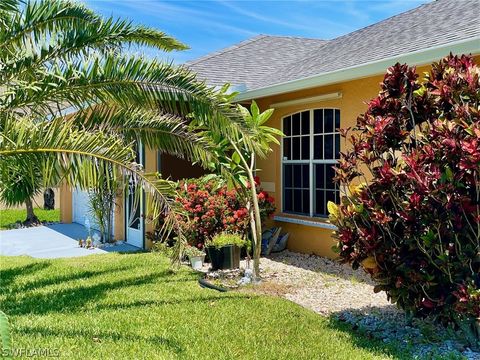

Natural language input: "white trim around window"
[281,108,340,218]
[273,215,338,230]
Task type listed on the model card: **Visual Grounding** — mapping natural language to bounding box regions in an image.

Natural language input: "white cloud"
[217,0,355,37]
[115,0,257,37]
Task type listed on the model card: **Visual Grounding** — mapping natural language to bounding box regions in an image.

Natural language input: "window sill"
[273,215,337,230]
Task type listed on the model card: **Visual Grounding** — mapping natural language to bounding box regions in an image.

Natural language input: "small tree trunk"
[25,198,39,224]
[106,200,113,243]
[229,143,264,280]
[246,201,254,257]
[252,183,262,280]
[248,174,263,280]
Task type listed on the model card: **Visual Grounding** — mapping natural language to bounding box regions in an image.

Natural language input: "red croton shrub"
[330,54,480,340]
[176,176,275,248]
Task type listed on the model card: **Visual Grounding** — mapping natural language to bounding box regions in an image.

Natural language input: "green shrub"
[206,232,246,249]
[150,241,174,258]
[184,245,205,258]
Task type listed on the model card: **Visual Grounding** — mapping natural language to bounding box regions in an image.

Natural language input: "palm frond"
[0,158,43,206]
[0,0,20,31]
[0,116,182,229]
[72,105,215,168]
[0,0,99,51]
[3,54,252,144]
[1,0,186,52]
[1,1,186,82]
[0,0,20,12]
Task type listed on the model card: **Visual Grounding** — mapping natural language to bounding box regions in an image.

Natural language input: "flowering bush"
[254,176,276,223]
[176,176,275,248]
[331,54,480,343]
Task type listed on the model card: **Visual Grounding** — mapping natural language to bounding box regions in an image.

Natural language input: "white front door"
[125,143,144,248]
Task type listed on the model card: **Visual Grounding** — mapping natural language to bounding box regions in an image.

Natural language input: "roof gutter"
[234,37,480,102]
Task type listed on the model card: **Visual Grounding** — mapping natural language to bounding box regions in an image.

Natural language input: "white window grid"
[281,109,340,217]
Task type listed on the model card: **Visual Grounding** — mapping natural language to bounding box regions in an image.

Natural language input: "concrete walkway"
[0,223,140,259]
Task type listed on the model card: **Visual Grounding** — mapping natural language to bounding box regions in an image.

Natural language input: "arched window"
[282,109,340,217]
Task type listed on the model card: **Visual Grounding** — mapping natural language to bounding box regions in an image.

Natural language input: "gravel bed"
[255,250,480,360]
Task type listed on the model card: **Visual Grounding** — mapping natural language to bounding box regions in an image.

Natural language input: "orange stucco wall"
[59,183,72,223]
[254,56,480,258]
[113,192,124,241]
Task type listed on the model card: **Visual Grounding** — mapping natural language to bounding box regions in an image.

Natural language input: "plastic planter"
[206,245,241,270]
[189,255,205,270]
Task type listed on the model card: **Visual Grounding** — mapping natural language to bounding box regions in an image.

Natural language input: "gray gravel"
[257,250,480,360]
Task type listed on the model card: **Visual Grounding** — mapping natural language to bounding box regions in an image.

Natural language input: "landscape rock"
[256,250,479,360]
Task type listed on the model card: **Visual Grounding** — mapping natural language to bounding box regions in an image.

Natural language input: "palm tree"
[0,0,245,230]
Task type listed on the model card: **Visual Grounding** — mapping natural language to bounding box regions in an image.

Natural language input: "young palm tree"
[0,0,245,229]
[197,101,282,280]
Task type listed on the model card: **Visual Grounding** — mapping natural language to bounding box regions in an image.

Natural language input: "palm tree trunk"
[25,197,39,224]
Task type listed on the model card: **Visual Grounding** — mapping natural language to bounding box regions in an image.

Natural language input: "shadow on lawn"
[1,259,251,356]
[1,270,184,316]
[16,325,185,355]
[3,264,141,293]
[0,261,51,289]
[0,260,225,317]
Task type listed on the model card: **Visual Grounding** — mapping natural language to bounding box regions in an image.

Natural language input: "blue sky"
[83,0,429,63]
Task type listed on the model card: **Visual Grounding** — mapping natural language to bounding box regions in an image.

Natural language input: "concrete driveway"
[0,223,139,259]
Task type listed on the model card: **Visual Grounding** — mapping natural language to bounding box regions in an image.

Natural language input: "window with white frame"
[282,109,340,217]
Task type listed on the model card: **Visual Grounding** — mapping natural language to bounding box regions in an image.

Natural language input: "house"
[60,0,480,254]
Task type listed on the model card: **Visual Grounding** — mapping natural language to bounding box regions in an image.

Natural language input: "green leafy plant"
[0,310,12,360]
[150,240,174,258]
[88,166,119,243]
[206,233,247,249]
[184,245,205,258]
[196,101,282,279]
[330,54,480,346]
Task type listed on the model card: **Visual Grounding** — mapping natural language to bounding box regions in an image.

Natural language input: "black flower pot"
[206,245,241,270]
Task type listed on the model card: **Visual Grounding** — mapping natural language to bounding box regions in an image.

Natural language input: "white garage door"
[72,188,100,231]
[72,188,115,237]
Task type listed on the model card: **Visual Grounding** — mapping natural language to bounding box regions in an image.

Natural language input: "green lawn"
[0,208,60,229]
[0,253,408,359]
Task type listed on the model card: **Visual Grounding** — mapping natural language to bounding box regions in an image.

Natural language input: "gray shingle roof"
[186,35,328,90]
[187,0,480,92]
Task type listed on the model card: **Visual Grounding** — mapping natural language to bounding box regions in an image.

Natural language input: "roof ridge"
[186,35,267,66]
[329,0,434,43]
[266,0,437,80]
[257,34,327,41]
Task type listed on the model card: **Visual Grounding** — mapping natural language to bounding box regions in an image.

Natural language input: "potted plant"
[205,233,246,270]
[185,245,205,270]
